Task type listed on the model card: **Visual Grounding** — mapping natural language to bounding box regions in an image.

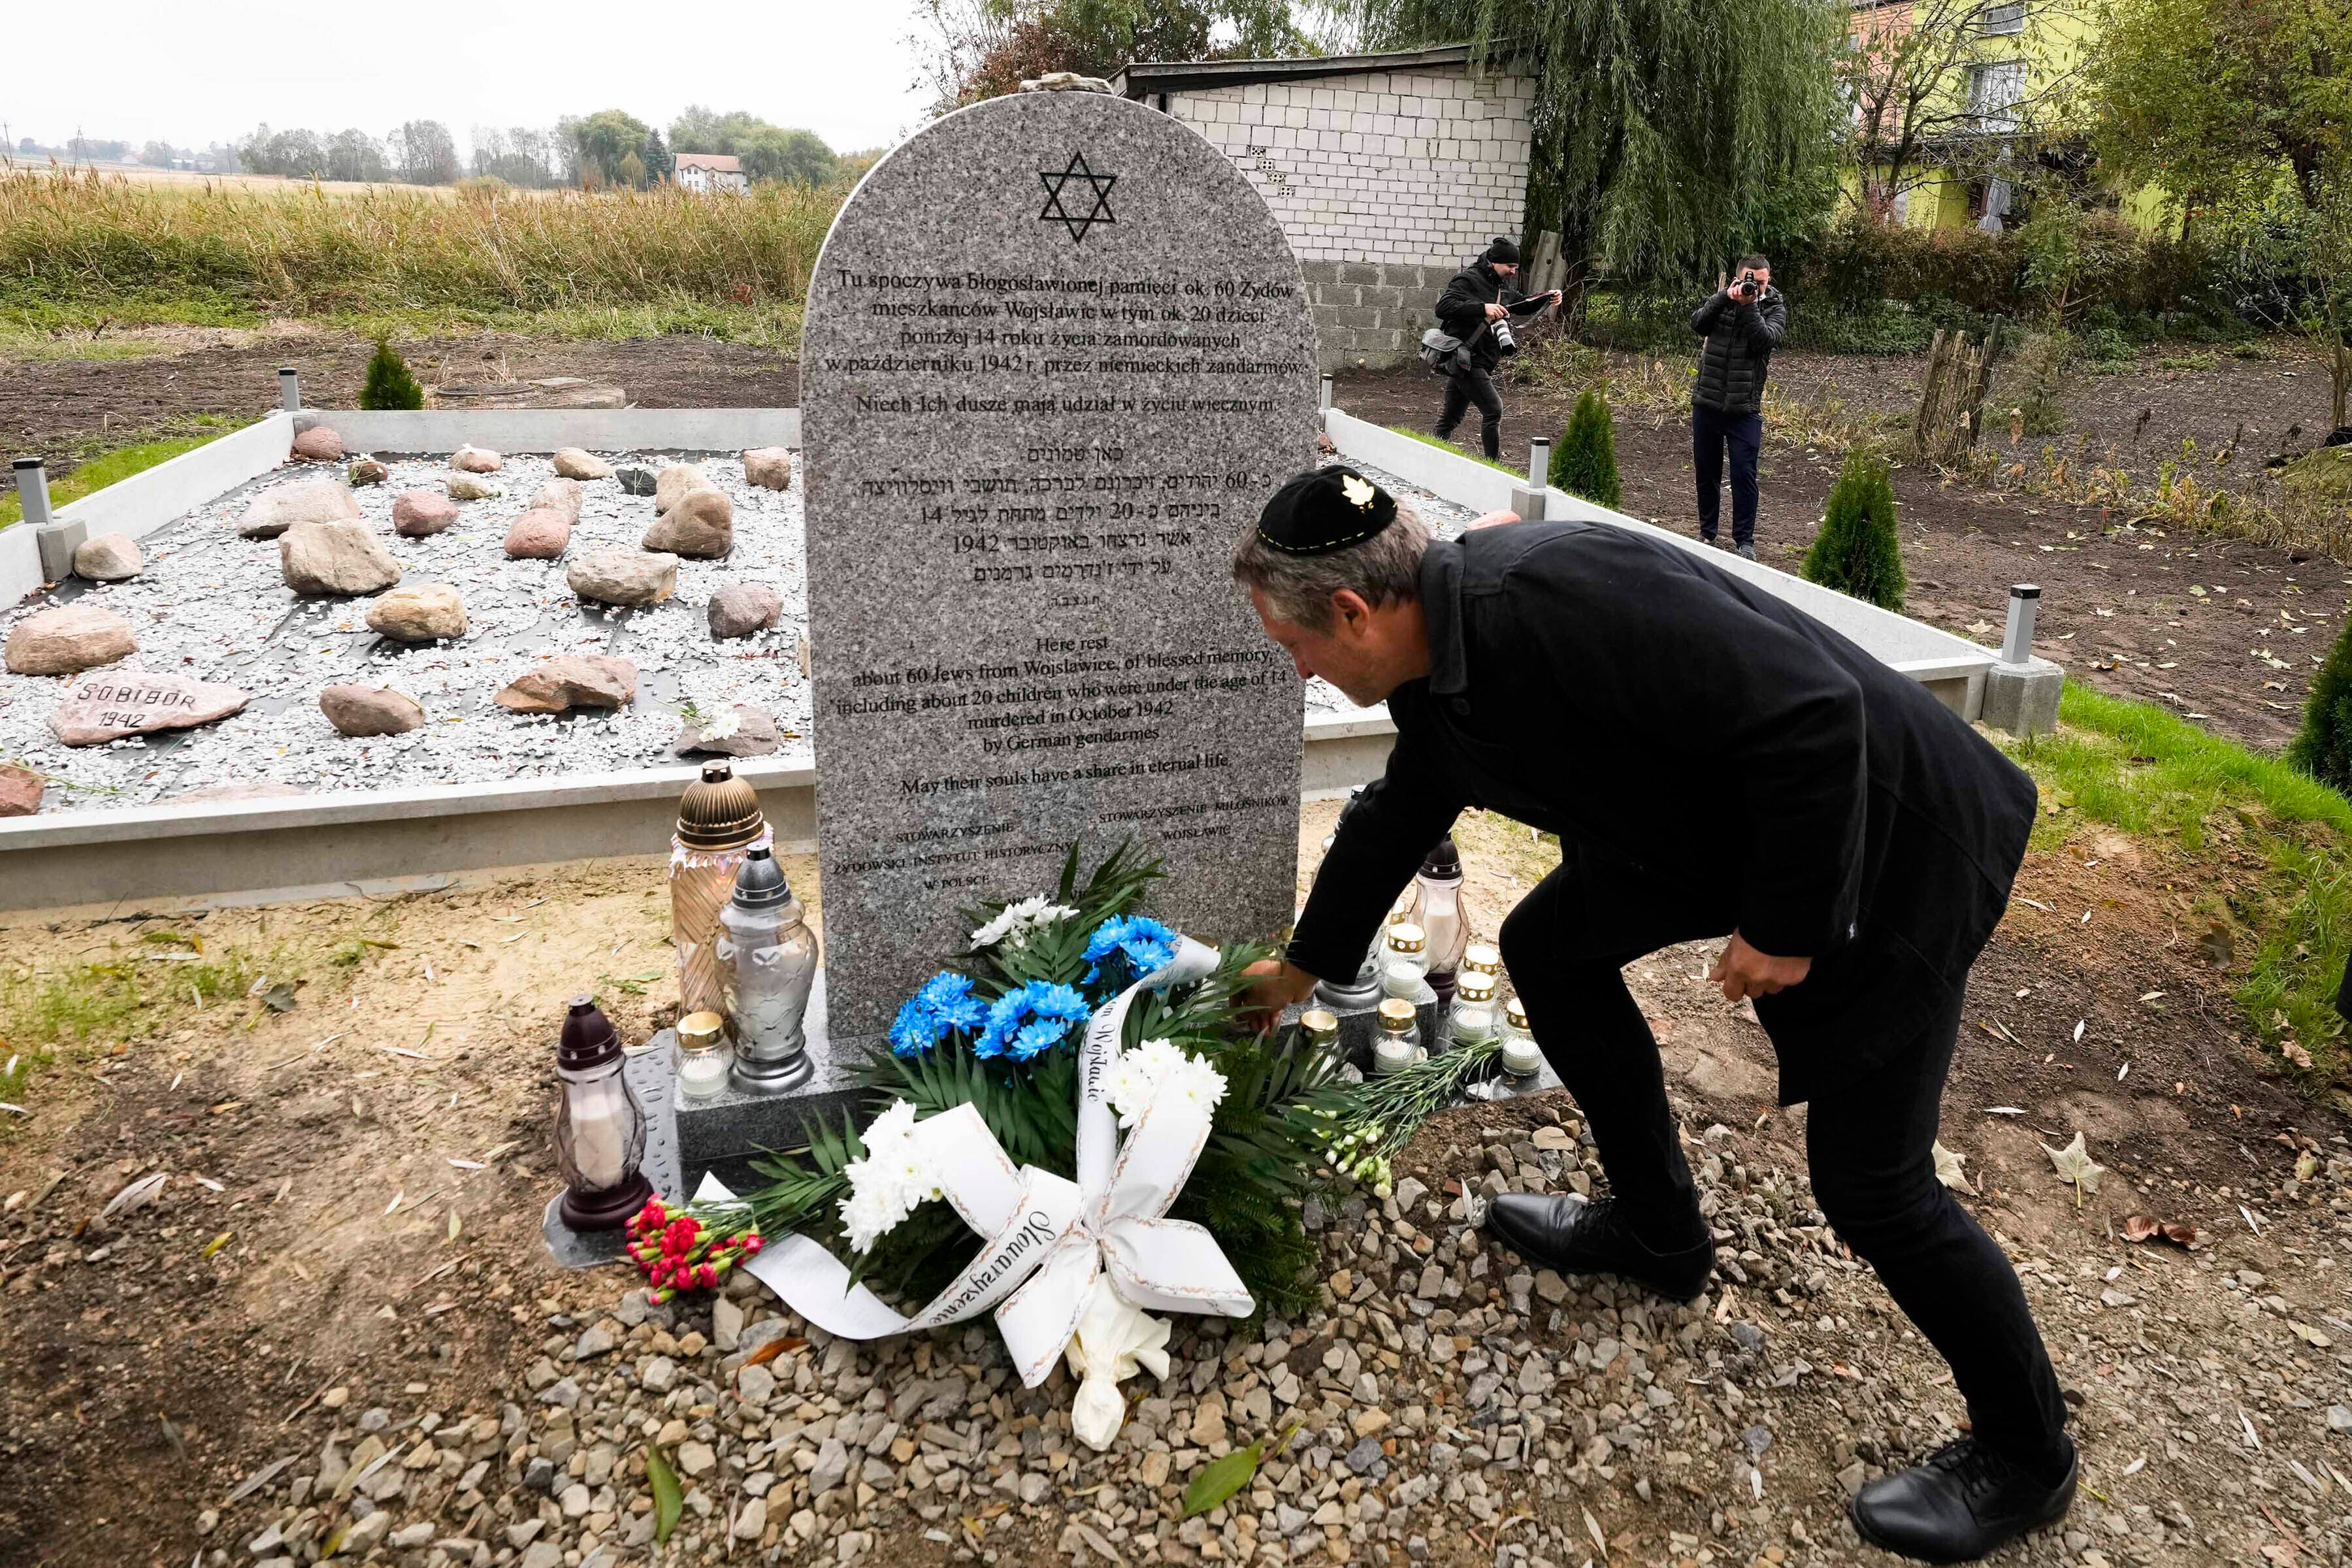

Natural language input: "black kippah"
[1254,466,1397,555]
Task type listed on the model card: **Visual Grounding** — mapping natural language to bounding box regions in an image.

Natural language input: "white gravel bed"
[0,452,810,813]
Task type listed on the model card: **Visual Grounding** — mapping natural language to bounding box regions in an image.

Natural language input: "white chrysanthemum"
[1104,1056,1154,1129]
[838,1100,932,1252]
[701,706,742,741]
[1103,1039,1226,1130]
[968,894,1079,949]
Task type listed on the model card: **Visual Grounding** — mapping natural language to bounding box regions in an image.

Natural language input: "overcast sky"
[2,0,938,154]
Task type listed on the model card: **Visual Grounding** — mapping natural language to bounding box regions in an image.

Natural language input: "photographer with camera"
[1690,255,1787,561]
[1429,237,1559,460]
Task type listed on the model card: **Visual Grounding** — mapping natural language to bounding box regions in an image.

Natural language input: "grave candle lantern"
[1381,923,1435,1006]
[1372,997,1424,1076]
[1401,836,1473,1004]
[1446,970,1499,1052]
[554,995,654,1230]
[719,845,819,1093]
[1498,996,1541,1079]
[671,762,769,1019]
[675,1009,731,1101]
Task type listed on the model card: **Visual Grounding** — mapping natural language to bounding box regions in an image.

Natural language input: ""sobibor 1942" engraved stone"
[49,670,252,747]
[801,88,1319,1037]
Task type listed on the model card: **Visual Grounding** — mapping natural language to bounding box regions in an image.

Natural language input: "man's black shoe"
[1849,1436,2078,1564]
[1480,1194,1714,1301]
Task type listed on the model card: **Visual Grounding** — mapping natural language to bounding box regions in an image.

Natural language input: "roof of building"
[675,153,744,172]
[1111,43,1494,99]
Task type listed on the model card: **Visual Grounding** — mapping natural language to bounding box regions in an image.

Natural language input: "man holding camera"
[1431,237,1559,459]
[1690,255,1787,561]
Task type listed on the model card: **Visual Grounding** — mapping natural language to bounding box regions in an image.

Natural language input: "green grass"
[1,417,248,528]
[2001,682,2352,1102]
[1386,425,1524,476]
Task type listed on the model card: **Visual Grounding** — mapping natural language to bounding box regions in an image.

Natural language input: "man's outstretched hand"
[1708,932,1810,1003]
[1241,958,1319,1029]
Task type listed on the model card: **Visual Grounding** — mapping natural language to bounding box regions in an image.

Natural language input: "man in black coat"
[1431,237,1557,459]
[1235,466,2077,1564]
[1690,254,1788,559]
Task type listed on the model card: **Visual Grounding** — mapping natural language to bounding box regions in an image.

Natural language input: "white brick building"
[1112,46,1535,370]
[675,153,749,195]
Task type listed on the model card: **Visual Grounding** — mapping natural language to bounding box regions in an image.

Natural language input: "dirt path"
[1,809,2344,1568]
[0,330,801,477]
[1335,353,2346,757]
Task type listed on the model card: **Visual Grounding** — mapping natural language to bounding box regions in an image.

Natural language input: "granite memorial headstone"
[803,88,1318,1037]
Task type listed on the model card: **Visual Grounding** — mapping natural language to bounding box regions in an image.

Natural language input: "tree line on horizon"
[214,109,882,191]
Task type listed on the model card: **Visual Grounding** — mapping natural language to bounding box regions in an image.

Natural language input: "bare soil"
[1337,346,2349,757]
[1,808,2344,1567]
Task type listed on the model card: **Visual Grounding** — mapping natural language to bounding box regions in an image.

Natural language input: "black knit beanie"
[1482,236,1522,266]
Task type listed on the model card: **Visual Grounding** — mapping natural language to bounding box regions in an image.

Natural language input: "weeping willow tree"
[1352,0,1846,297]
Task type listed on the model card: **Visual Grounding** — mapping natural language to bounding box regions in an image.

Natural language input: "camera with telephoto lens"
[1489,315,1520,357]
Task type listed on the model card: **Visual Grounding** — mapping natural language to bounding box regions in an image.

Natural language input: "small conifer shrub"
[359,338,425,411]
[2289,612,2352,796]
[1549,388,1622,508]
[1801,448,1906,610]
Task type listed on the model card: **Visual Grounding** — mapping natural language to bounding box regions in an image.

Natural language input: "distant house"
[1112,45,1536,371]
[675,153,749,195]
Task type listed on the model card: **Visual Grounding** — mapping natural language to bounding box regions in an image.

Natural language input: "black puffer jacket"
[1435,260,1523,373]
[1690,286,1788,414]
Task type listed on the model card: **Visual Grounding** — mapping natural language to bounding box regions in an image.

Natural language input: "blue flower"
[975,979,1092,1060]
[1083,915,1177,983]
[890,971,987,1056]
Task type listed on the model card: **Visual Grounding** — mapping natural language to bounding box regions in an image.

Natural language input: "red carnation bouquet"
[624,1198,764,1301]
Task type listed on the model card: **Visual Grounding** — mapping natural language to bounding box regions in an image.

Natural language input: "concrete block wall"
[1164,67,1535,370]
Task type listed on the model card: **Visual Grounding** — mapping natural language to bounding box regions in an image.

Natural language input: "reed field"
[0,167,845,345]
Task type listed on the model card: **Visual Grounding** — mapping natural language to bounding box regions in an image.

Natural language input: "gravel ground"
[178,1081,2352,1568]
[1,453,1471,811]
[0,452,811,811]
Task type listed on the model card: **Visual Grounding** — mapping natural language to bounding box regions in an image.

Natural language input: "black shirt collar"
[1418,536,1469,698]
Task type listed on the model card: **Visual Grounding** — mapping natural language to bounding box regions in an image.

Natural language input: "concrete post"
[1318,375,1333,413]
[12,458,52,531]
[2001,584,2040,664]
[1527,439,1550,489]
[278,367,302,412]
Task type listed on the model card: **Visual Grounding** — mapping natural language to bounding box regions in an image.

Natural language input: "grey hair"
[1231,503,1433,632]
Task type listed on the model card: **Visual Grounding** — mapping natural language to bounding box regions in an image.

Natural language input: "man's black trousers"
[1437,365,1504,458]
[1692,402,1762,545]
[1497,853,2071,1473]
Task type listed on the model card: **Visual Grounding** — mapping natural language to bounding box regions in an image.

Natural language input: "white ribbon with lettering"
[735,935,1256,1412]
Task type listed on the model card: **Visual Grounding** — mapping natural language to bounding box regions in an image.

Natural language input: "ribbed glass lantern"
[670,762,768,1019]
[553,995,653,1230]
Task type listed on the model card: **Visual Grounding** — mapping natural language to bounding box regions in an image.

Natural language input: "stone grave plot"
[0,449,809,813]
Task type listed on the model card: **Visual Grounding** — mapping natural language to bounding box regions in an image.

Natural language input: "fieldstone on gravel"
[615,464,658,496]
[533,477,585,522]
[319,685,425,736]
[552,448,613,481]
[346,457,388,487]
[290,426,345,462]
[238,480,361,539]
[707,583,782,639]
[0,764,41,817]
[50,670,250,746]
[391,490,461,536]
[742,446,794,489]
[503,510,574,561]
[568,549,678,607]
[655,463,711,512]
[71,533,142,582]
[493,655,637,713]
[672,703,781,757]
[366,583,466,643]
[450,444,502,473]
[5,604,138,676]
[446,474,501,502]
[644,488,733,558]
[280,521,400,596]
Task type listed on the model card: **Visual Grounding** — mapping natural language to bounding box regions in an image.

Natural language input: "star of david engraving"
[1038,152,1117,244]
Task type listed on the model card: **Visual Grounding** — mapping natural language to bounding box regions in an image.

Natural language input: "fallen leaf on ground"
[2042,1132,2106,1205]
[2121,1214,2206,1249]
[1933,1141,1976,1194]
